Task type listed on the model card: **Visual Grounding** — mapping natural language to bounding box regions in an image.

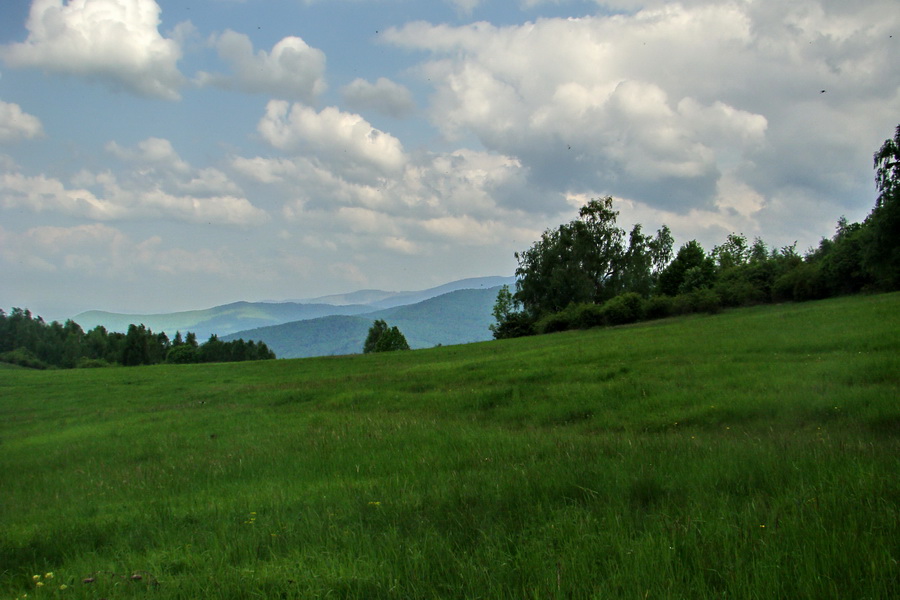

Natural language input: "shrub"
[492,312,536,338]
[571,303,606,329]
[76,357,112,368]
[772,262,825,302]
[715,278,767,307]
[536,304,579,334]
[166,345,200,364]
[643,295,675,320]
[691,288,723,314]
[672,289,722,315]
[600,292,645,325]
[0,347,50,370]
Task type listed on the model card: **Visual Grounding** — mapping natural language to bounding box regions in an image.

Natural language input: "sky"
[0,0,897,320]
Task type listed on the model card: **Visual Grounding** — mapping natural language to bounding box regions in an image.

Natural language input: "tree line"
[492,125,900,338]
[0,310,275,369]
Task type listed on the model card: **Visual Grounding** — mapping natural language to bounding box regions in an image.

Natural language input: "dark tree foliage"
[0,310,275,369]
[363,319,410,353]
[863,125,900,289]
[514,197,625,316]
[657,240,716,296]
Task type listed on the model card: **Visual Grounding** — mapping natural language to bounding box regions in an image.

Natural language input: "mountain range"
[73,276,515,357]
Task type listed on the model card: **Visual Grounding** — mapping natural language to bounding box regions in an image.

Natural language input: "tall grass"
[1,293,898,599]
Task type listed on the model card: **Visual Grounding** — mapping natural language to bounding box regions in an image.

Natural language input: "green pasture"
[1,294,898,599]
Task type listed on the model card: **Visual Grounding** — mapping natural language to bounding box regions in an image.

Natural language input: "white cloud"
[2,137,266,226]
[383,1,899,233]
[2,0,185,100]
[257,100,408,182]
[1,170,267,226]
[232,143,554,259]
[106,137,190,173]
[196,30,326,102]
[1,172,126,220]
[341,77,416,118]
[0,100,44,142]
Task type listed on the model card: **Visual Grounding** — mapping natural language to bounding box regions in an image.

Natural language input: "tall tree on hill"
[863,124,900,289]
[514,197,626,316]
[363,319,410,353]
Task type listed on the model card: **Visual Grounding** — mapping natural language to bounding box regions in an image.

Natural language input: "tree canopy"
[363,319,410,353]
[0,310,275,369]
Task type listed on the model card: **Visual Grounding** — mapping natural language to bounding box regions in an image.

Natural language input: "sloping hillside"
[3,294,897,599]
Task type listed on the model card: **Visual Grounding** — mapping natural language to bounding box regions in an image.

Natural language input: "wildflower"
[35,582,44,588]
[368,501,381,506]
[44,573,53,579]
[32,576,40,582]
[59,584,68,590]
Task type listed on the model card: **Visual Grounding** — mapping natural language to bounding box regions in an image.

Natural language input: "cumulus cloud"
[2,0,185,100]
[196,30,326,102]
[1,137,267,226]
[257,100,408,182]
[383,0,899,230]
[0,100,44,142]
[233,141,553,260]
[341,77,416,118]
[1,172,124,220]
[1,170,267,226]
[106,137,190,173]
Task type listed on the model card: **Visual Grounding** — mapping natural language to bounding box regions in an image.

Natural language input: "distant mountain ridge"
[221,286,504,359]
[291,276,516,309]
[73,276,515,341]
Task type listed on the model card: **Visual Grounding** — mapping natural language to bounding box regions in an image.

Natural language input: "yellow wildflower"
[32,575,40,582]
[35,582,44,588]
[44,573,53,579]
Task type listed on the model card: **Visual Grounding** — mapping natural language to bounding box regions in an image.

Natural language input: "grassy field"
[1,294,898,599]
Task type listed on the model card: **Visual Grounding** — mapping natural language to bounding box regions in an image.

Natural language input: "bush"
[536,304,579,334]
[692,288,723,314]
[600,292,645,325]
[492,312,536,339]
[715,278,767,307]
[643,295,675,320]
[772,262,826,302]
[571,303,606,329]
[0,347,50,370]
[672,289,722,315]
[166,345,200,364]
[76,357,112,368]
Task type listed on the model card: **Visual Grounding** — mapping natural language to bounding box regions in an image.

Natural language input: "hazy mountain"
[221,286,503,358]
[73,276,515,341]
[294,276,516,309]
[74,302,373,341]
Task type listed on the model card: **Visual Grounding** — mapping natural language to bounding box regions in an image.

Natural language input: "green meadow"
[2,294,898,599]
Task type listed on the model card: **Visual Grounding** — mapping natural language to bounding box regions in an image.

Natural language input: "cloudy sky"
[0,0,897,319]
